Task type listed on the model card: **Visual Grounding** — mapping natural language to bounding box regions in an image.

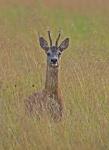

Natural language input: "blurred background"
[1,0,109,150]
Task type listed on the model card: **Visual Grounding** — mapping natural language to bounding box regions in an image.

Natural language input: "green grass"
[1,2,109,150]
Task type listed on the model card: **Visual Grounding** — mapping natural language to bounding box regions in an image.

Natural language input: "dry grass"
[44,0,109,13]
[0,0,109,150]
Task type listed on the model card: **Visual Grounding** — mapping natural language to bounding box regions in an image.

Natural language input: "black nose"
[51,58,57,64]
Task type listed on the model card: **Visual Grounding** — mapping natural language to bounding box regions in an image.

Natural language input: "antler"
[48,31,52,47]
[55,31,61,47]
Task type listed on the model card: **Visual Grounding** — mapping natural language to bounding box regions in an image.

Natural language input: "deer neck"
[45,63,59,95]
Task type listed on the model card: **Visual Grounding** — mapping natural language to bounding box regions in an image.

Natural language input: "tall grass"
[0,1,109,150]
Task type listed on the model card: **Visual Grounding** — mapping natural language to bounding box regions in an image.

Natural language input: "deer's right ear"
[58,38,69,52]
[39,37,49,51]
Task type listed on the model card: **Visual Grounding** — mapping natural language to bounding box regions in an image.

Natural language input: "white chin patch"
[51,63,58,67]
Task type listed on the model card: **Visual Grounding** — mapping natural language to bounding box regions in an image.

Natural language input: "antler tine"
[55,31,61,47]
[48,30,52,47]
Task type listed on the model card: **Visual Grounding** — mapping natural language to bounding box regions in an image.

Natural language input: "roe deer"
[25,31,69,121]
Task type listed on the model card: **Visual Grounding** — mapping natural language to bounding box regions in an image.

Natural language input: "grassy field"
[1,0,109,150]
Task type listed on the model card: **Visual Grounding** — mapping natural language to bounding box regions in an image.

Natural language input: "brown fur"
[25,31,69,121]
[25,63,63,121]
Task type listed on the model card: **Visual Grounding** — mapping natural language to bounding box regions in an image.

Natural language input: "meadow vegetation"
[0,0,109,149]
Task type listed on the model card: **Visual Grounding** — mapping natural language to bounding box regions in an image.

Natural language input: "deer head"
[39,31,69,68]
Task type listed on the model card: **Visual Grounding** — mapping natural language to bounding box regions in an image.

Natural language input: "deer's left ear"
[59,38,69,52]
[39,37,49,51]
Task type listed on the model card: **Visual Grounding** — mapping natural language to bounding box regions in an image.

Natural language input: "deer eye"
[58,52,61,56]
[47,52,51,56]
